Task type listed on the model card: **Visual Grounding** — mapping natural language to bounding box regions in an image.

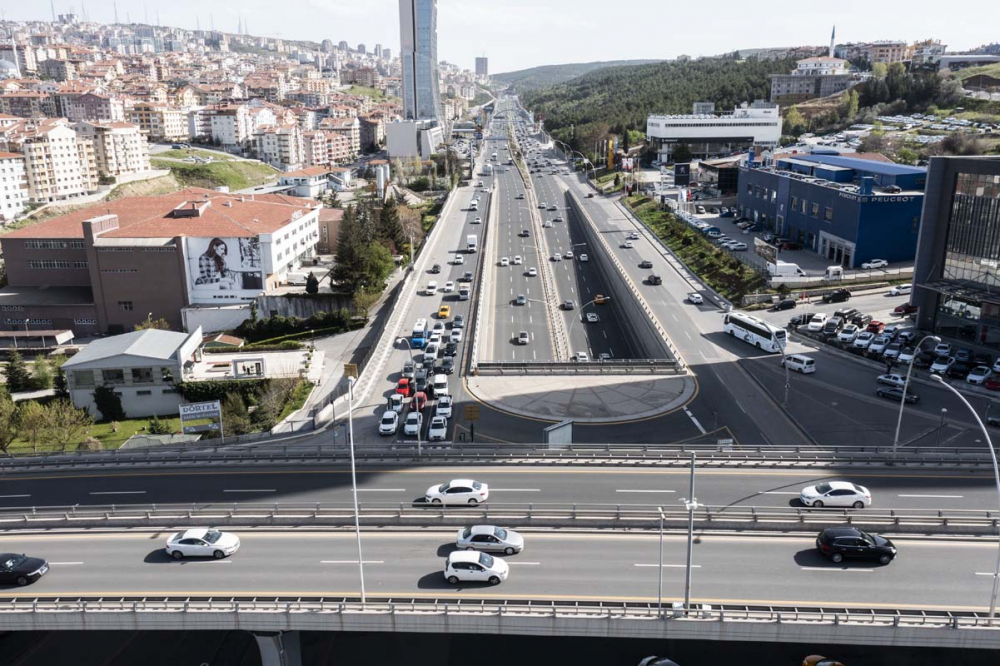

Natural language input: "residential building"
[253,123,304,172]
[128,102,188,142]
[736,153,927,268]
[208,104,252,148]
[909,40,947,68]
[770,57,855,104]
[301,130,351,167]
[360,113,386,151]
[911,157,1000,349]
[74,121,150,178]
[12,119,98,202]
[324,116,361,157]
[62,327,201,419]
[399,0,442,121]
[0,188,321,335]
[317,207,345,254]
[646,103,782,163]
[66,92,126,123]
[868,41,908,64]
[0,152,27,222]
[279,166,332,198]
[0,91,56,118]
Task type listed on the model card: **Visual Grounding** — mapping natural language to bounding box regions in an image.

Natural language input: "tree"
[847,90,860,119]
[222,394,253,435]
[52,354,68,398]
[135,315,171,330]
[377,200,406,252]
[4,350,31,393]
[17,401,46,453]
[672,144,693,164]
[92,385,126,421]
[783,106,807,136]
[305,272,320,294]
[357,243,395,291]
[39,399,93,452]
[147,415,172,435]
[0,389,19,453]
[32,354,53,390]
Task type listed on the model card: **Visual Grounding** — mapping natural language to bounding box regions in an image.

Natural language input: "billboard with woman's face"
[185,236,265,302]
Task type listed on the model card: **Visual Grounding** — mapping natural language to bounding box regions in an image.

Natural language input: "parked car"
[770,299,796,311]
[861,259,889,270]
[894,303,919,316]
[837,325,860,343]
[865,320,885,334]
[967,366,993,385]
[868,335,892,355]
[930,356,956,374]
[889,284,912,296]
[853,332,876,349]
[807,313,829,332]
[850,313,873,328]
[789,312,815,327]
[816,526,896,565]
[883,343,903,360]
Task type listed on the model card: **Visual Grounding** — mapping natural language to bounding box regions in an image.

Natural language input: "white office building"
[646,103,782,163]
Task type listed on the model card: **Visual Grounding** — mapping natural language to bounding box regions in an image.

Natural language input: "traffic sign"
[463,404,481,421]
[344,363,358,378]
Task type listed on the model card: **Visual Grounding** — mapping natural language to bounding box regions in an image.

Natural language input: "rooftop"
[790,154,926,177]
[62,328,191,368]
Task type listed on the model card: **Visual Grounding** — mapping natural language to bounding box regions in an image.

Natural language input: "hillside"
[521,56,795,150]
[493,60,662,91]
[150,158,279,191]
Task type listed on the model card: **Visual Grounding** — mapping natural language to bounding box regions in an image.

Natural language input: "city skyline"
[1,0,996,73]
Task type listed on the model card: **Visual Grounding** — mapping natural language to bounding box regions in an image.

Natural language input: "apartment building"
[209,104,252,148]
[322,116,360,157]
[360,113,386,151]
[910,40,948,67]
[770,57,855,104]
[301,130,352,167]
[252,123,304,172]
[0,91,57,118]
[74,121,150,178]
[128,102,188,142]
[0,152,28,222]
[66,92,126,123]
[868,41,908,64]
[10,119,98,203]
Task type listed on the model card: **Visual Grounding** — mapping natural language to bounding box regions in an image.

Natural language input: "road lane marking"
[321,560,385,565]
[635,563,701,568]
[758,491,799,495]
[508,561,540,566]
[490,488,540,492]
[90,491,145,495]
[800,567,874,573]
[356,489,407,492]
[683,408,706,435]
[898,494,964,498]
[48,561,84,565]
[616,489,676,493]
[223,489,276,493]
[0,495,30,498]
[975,572,998,577]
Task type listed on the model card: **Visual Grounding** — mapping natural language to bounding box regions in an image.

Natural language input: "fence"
[475,360,682,375]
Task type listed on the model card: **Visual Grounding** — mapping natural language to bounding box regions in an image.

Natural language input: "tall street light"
[657,506,665,617]
[891,334,940,459]
[346,376,366,604]
[930,374,1000,618]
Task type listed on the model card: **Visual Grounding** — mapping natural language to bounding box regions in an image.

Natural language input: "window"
[825,207,834,221]
[131,367,154,384]
[118,301,133,311]
[160,367,175,383]
[69,241,85,249]
[73,260,88,269]
[101,369,124,385]
[811,203,820,218]
[800,199,808,214]
[162,387,179,394]
[790,196,797,210]
[74,318,97,325]
[72,370,95,387]
[136,390,152,396]
[24,240,68,249]
[27,260,71,269]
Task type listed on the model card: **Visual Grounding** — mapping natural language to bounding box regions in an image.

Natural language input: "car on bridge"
[647,275,662,285]
[585,313,600,323]
[526,267,537,277]
[517,331,529,345]
[564,250,574,259]
[426,479,489,505]
[621,241,634,249]
[444,550,509,586]
[876,386,919,403]
[428,416,448,441]
[594,294,608,304]
[436,395,453,419]
[396,378,413,397]
[438,305,451,319]
[500,257,509,267]
[799,481,871,508]
[456,525,524,555]
[0,553,48,586]
[379,411,400,436]
[515,294,527,305]
[562,300,575,310]
[165,529,241,560]
[403,411,423,436]
[816,526,896,565]
[551,253,561,261]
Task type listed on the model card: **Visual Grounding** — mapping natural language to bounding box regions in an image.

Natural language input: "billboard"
[185,236,264,303]
[754,237,778,265]
[674,163,691,187]
[179,400,222,434]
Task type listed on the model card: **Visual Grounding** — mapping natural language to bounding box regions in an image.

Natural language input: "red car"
[984,377,1000,392]
[894,303,918,315]
[865,320,885,334]
[413,391,428,411]
[396,378,413,397]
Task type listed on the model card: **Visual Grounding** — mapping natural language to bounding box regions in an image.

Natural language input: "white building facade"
[0,152,27,222]
[646,104,782,163]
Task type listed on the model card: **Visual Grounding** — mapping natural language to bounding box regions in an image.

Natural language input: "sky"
[8,0,1000,74]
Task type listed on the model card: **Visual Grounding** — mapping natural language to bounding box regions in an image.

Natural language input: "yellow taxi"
[438,305,452,319]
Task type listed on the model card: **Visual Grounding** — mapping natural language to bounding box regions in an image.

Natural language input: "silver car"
[456,525,524,555]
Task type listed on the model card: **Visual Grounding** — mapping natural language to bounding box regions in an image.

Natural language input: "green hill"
[493,60,662,91]
[150,159,279,191]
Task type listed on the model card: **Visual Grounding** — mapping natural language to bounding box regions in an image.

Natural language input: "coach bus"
[723,312,786,353]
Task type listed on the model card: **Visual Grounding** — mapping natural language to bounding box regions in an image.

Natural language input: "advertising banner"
[674,163,691,187]
[179,400,222,434]
[186,236,264,302]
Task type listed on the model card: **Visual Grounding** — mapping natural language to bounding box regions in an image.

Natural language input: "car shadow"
[793,548,888,568]
[143,549,177,564]
[416,571,459,590]
[436,543,458,557]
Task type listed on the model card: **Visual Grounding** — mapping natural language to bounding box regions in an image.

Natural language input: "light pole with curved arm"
[930,373,1000,619]
[891,334,941,459]
[565,297,611,354]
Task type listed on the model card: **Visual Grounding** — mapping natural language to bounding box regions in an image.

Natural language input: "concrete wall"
[256,294,354,320]
[565,193,674,361]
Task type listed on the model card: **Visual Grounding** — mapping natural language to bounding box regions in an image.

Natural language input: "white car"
[389,393,404,413]
[425,479,489,505]
[883,343,902,360]
[930,356,955,374]
[403,411,423,436]
[165,528,241,560]
[551,253,561,262]
[564,250,574,259]
[687,293,703,305]
[443,281,455,293]
[474,217,482,224]
[853,331,875,348]
[586,312,600,323]
[862,259,889,270]
[543,220,553,228]
[436,394,454,419]
[968,366,993,385]
[933,342,952,356]
[579,254,589,262]
[444,550,509,586]
[527,267,537,277]
[898,347,916,364]
[500,257,509,267]
[889,284,912,296]
[513,255,523,265]
[621,241,634,249]
[877,373,907,388]
[379,410,400,435]
[837,325,860,343]
[450,328,464,343]
[728,242,748,251]
[456,525,524,554]
[807,313,829,332]
[799,481,872,509]
[454,254,465,265]
[428,416,448,441]
[868,335,891,355]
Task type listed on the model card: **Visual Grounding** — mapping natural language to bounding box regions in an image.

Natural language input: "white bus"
[723,312,786,353]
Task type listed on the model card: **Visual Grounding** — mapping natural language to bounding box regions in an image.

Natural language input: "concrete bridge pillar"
[253,631,302,666]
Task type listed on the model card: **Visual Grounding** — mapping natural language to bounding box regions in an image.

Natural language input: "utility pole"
[683,452,697,613]
[50,0,56,22]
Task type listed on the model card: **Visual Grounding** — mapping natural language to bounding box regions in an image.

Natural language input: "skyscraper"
[475,56,489,79]
[399,0,441,121]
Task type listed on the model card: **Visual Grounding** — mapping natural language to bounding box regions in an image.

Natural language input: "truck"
[467,235,478,253]
[483,164,493,176]
[768,260,806,277]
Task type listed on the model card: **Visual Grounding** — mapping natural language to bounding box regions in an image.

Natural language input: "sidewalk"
[464,373,696,423]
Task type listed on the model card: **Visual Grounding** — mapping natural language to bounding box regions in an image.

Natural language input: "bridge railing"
[474,359,682,375]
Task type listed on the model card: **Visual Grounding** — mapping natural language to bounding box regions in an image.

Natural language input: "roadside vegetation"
[150,158,279,191]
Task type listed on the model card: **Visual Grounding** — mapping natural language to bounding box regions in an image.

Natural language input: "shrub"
[93,385,126,421]
[176,378,272,404]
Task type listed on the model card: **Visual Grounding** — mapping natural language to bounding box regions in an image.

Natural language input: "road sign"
[179,400,222,434]
[717,438,734,450]
[344,363,358,378]
[463,404,481,421]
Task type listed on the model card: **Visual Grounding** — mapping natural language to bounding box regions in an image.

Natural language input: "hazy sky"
[10,0,999,73]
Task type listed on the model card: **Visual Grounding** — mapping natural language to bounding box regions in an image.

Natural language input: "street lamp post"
[396,337,414,364]
[930,374,1000,618]
[777,344,791,408]
[891,334,941,459]
[682,452,697,613]
[657,506,665,617]
[345,377,366,604]
[936,408,948,447]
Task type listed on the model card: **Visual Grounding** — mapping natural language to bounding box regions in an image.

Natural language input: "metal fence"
[475,360,682,375]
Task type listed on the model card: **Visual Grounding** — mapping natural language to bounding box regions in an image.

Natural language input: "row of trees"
[0,390,93,454]
[5,350,67,394]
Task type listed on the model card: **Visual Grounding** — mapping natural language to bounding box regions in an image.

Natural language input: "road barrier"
[467,178,497,374]
[1,502,998,535]
[475,359,682,375]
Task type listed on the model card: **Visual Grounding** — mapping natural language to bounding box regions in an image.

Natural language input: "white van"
[425,281,438,295]
[781,354,816,374]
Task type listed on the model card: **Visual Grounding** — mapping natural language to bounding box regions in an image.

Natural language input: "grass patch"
[106,174,181,200]
[625,195,767,302]
[277,380,314,422]
[151,159,279,191]
[348,85,388,101]
[157,148,237,161]
[954,63,1000,83]
[6,415,182,455]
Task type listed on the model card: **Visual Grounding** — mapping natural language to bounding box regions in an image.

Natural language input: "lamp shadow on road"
[416,572,461,590]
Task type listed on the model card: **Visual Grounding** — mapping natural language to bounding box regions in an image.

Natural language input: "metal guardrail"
[2,502,998,532]
[475,359,681,375]
[1,596,998,633]
[2,442,999,470]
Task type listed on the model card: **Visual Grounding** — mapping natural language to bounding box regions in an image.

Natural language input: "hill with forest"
[521,57,796,154]
[493,60,661,91]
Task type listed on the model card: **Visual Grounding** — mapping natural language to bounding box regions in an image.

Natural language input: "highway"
[3,465,999,511]
[3,529,998,612]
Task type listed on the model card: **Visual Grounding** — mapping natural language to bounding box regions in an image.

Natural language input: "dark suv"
[822,289,851,304]
[850,313,872,328]
[816,526,896,565]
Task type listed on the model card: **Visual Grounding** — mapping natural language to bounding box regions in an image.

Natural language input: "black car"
[816,527,896,565]
[789,312,815,327]
[876,386,919,404]
[430,264,442,274]
[974,352,993,367]
[647,275,662,285]
[435,357,455,375]
[461,271,474,282]
[770,298,796,312]
[913,352,936,368]
[444,342,458,357]
[638,260,654,269]
[948,361,974,379]
[822,289,852,304]
[834,307,859,321]
[0,553,48,586]
[850,313,872,328]
[414,378,429,394]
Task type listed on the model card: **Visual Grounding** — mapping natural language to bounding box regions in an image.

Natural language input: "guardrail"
[2,442,999,470]
[475,360,681,375]
[467,175,496,374]
[2,502,997,534]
